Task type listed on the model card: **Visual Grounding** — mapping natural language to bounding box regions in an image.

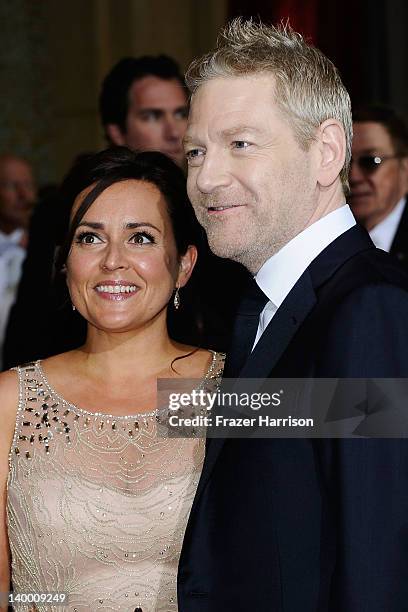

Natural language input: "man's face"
[184,75,318,273]
[120,76,188,167]
[0,156,36,234]
[349,122,408,230]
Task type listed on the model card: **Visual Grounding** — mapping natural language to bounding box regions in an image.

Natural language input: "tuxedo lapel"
[239,272,316,378]
[222,277,269,378]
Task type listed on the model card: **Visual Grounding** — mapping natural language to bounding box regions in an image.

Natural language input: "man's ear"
[106,124,127,146]
[316,119,346,188]
[177,245,198,288]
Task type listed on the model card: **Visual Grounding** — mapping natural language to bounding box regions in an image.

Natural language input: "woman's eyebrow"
[125,222,161,232]
[76,221,104,229]
[76,221,161,233]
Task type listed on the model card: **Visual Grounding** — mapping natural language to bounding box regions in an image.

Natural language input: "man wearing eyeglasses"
[349,106,408,267]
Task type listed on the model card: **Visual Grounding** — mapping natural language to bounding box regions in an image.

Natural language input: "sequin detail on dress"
[7,352,225,611]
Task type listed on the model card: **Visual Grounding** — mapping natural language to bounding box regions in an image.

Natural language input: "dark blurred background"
[1,0,407,187]
[230,0,408,117]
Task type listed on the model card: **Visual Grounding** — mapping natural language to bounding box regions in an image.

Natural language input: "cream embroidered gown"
[7,352,224,611]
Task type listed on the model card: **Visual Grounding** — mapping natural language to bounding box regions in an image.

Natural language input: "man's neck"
[305,185,346,230]
[254,204,356,309]
[0,222,20,236]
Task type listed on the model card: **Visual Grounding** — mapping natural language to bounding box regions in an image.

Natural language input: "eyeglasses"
[351,154,402,175]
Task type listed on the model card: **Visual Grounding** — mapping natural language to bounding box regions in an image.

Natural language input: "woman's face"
[66,179,196,333]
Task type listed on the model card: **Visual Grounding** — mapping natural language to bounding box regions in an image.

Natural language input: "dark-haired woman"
[0,148,224,611]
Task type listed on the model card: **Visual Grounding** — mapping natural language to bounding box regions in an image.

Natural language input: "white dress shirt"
[369,197,405,252]
[0,229,26,369]
[252,205,356,348]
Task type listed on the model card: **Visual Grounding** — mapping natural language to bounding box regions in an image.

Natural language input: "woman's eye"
[75,232,102,244]
[131,232,155,245]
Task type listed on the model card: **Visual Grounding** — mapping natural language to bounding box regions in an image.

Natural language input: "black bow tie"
[223,277,269,378]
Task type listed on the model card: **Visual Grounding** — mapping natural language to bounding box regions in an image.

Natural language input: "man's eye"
[185,149,205,164]
[233,141,251,149]
[140,110,162,122]
[75,232,102,244]
[130,231,155,245]
[174,107,189,120]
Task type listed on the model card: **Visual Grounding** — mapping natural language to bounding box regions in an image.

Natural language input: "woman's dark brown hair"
[56,147,205,346]
[56,147,201,269]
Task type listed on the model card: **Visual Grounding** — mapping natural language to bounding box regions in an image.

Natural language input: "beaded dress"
[7,352,224,612]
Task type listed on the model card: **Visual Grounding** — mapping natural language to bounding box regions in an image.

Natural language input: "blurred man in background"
[0,154,36,240]
[99,55,188,167]
[0,154,36,367]
[349,106,408,267]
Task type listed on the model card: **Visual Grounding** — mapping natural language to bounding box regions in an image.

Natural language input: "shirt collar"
[0,228,24,246]
[255,204,356,308]
[369,197,406,252]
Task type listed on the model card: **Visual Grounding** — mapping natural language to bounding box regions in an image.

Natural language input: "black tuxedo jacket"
[178,225,408,611]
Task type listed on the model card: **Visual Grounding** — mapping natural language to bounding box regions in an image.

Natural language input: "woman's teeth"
[96,285,137,294]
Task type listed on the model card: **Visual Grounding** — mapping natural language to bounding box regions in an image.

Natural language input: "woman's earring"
[72,303,76,311]
[173,286,180,310]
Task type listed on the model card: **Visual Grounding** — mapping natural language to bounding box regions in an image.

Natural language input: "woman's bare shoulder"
[0,369,19,405]
[171,345,224,378]
[37,350,78,381]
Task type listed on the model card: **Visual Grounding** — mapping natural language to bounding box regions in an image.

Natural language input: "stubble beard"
[202,210,293,274]
[193,177,314,274]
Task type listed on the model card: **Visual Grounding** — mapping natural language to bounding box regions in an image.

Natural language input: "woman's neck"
[72,316,183,383]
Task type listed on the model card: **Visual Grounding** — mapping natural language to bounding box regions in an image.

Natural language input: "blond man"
[178,19,408,611]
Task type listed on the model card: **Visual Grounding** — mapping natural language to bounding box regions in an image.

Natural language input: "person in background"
[0,154,36,368]
[3,156,89,369]
[100,55,188,167]
[349,106,408,268]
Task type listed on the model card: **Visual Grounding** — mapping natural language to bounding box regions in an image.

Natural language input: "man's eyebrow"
[359,148,386,154]
[76,221,161,233]
[137,107,164,115]
[183,125,262,148]
[353,148,387,157]
[220,125,262,138]
[137,105,188,113]
[182,134,198,148]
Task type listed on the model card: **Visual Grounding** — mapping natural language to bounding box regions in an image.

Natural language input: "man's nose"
[194,153,231,194]
[17,182,36,203]
[163,116,184,142]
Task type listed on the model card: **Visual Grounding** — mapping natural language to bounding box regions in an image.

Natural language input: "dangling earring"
[173,286,180,310]
[72,303,76,311]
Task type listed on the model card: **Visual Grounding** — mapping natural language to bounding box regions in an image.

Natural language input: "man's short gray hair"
[185,18,352,195]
